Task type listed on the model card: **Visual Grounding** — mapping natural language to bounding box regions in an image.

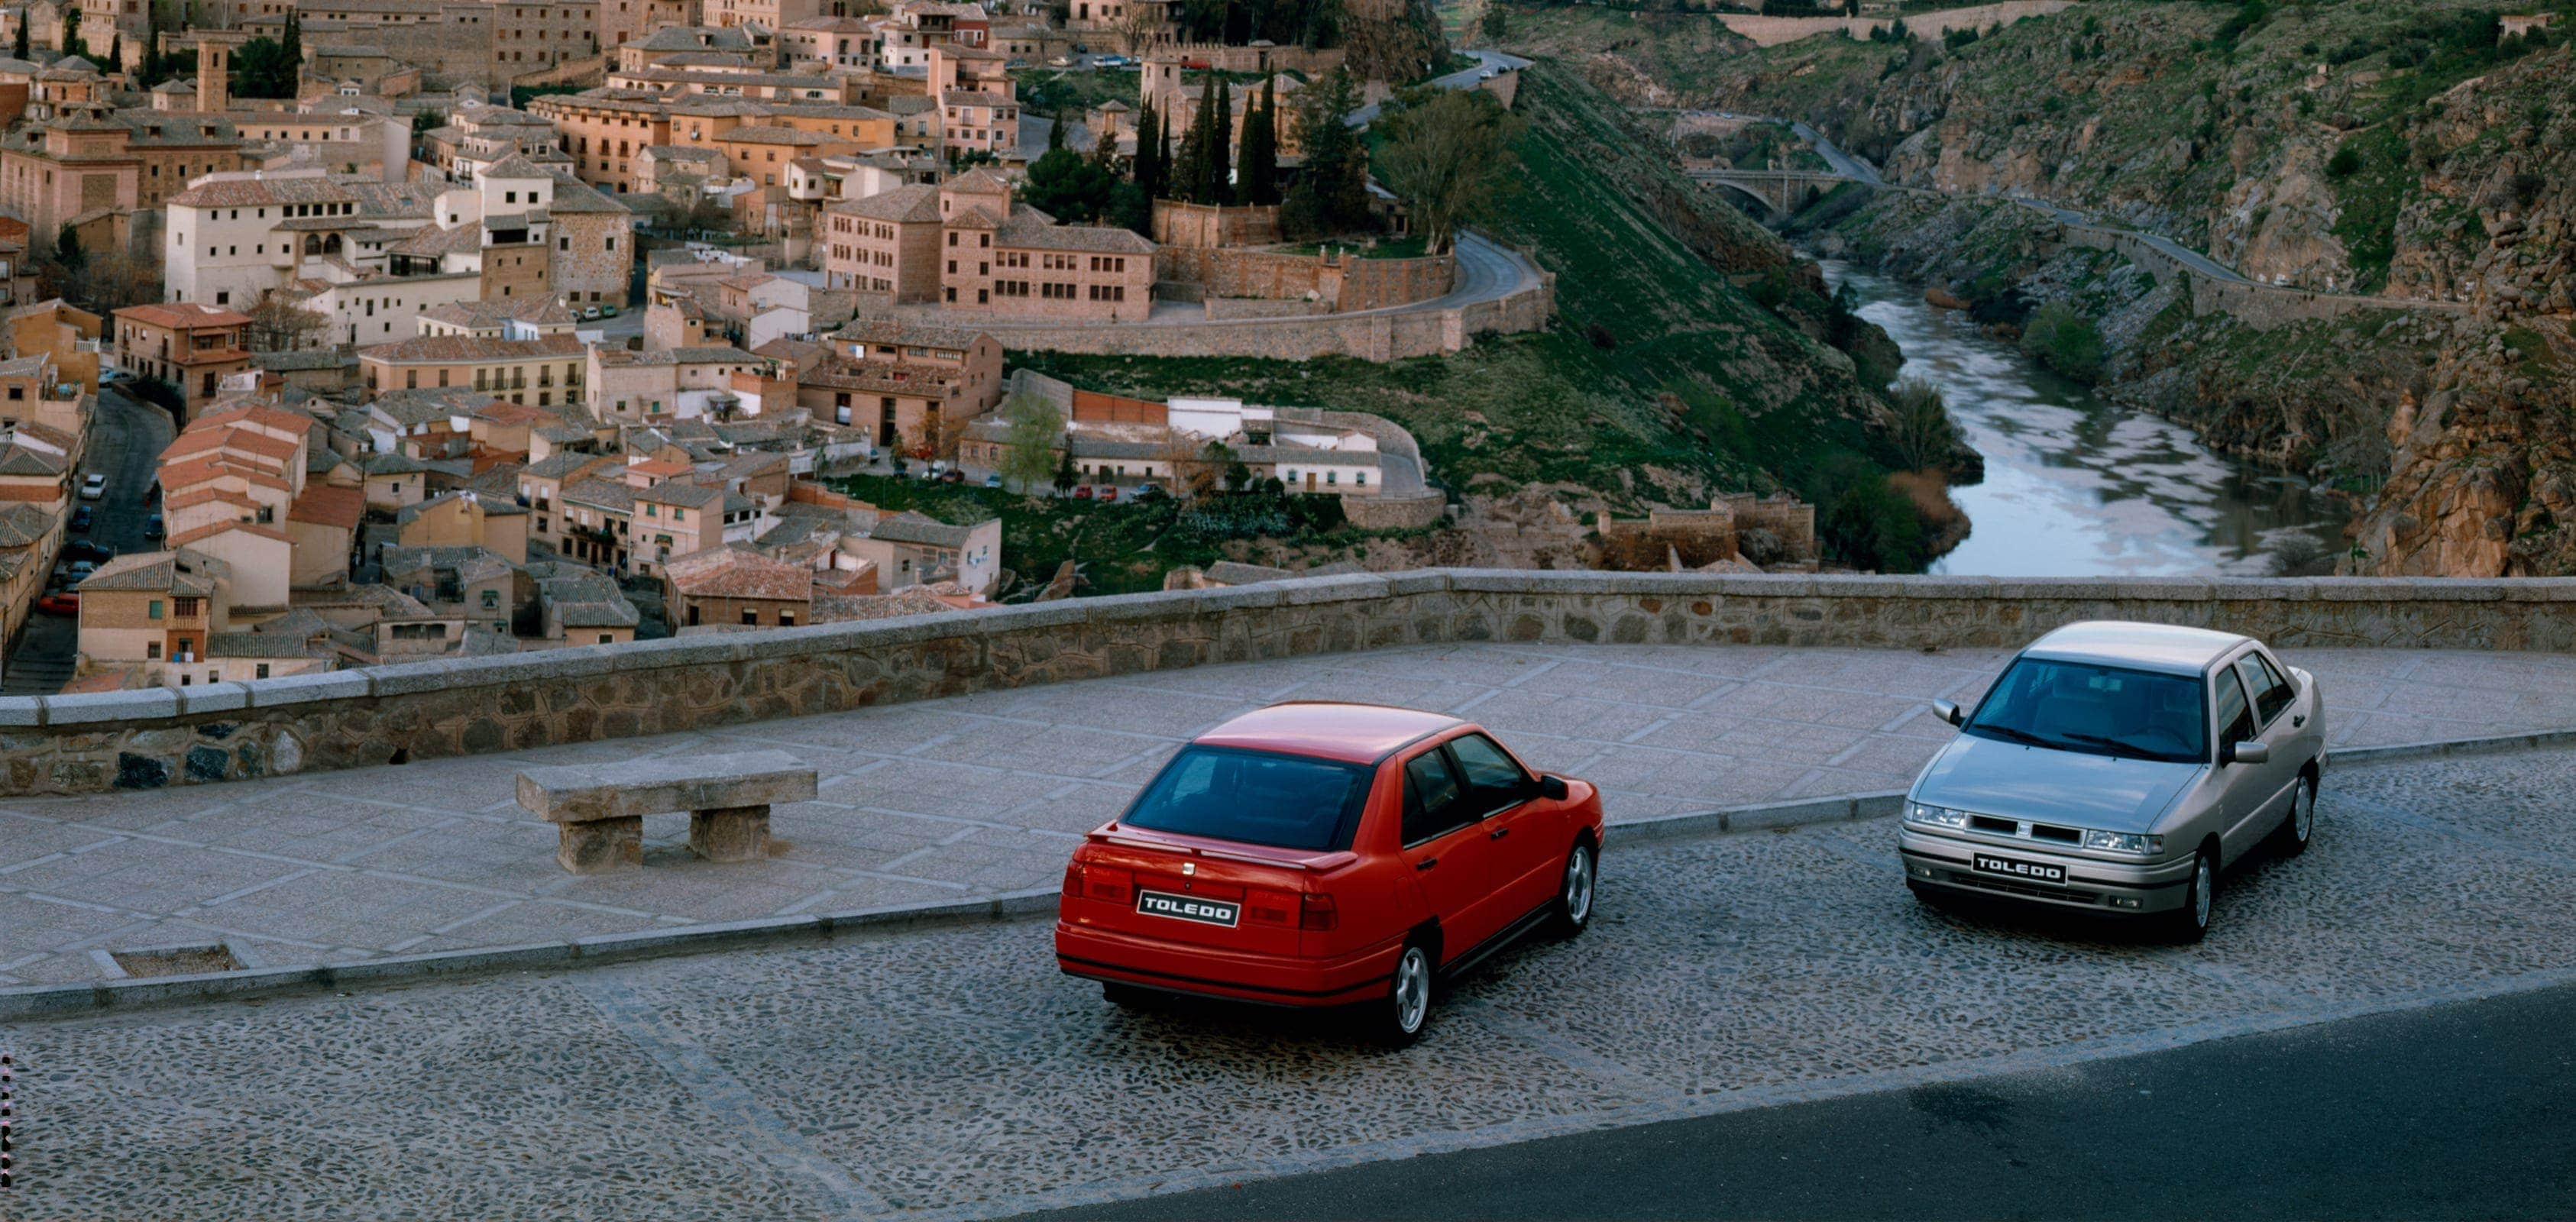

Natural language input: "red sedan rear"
[1055,703,1605,1043]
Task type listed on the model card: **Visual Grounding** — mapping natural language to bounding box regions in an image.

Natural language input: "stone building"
[783,315,1002,452]
[358,332,589,407]
[0,100,248,241]
[73,548,232,684]
[820,168,1154,322]
[665,541,811,628]
[111,302,252,414]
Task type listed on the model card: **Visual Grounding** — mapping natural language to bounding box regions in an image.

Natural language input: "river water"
[1821,260,2348,577]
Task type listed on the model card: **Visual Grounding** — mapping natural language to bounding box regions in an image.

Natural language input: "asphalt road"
[2,385,173,693]
[1015,978,2576,1220]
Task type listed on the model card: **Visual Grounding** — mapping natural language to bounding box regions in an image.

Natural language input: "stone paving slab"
[1,642,2571,987]
[4,745,2573,1220]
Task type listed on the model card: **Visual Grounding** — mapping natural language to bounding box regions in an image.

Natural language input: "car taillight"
[1085,867,1132,904]
[1061,861,1083,903]
[1298,893,1338,931]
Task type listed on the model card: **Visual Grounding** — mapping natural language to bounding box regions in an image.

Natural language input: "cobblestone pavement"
[4,745,2574,1220]
[2,643,2570,987]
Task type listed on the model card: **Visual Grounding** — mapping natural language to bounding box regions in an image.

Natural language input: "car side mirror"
[2225,741,2270,766]
[1932,700,1963,727]
[1536,775,1569,801]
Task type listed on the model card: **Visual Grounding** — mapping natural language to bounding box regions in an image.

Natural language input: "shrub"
[1586,322,1618,350]
[2325,144,2363,177]
[2019,302,2105,384]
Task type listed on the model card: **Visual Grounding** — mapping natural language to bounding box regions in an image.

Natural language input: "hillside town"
[0,0,1562,692]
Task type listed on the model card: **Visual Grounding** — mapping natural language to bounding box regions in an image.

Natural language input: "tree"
[1112,0,1159,57]
[280,11,301,71]
[1207,75,1232,204]
[244,292,331,352]
[1885,377,1956,473]
[1371,86,1521,254]
[106,32,121,73]
[1171,94,1209,204]
[1047,105,1067,152]
[1282,69,1369,238]
[13,11,26,60]
[231,35,299,99]
[62,7,87,60]
[1239,76,1280,205]
[996,391,1066,494]
[413,108,445,138]
[138,0,166,88]
[1132,98,1164,199]
[1053,442,1079,494]
[2019,302,2105,383]
[1021,145,1118,222]
[53,225,85,272]
[1477,2,1506,44]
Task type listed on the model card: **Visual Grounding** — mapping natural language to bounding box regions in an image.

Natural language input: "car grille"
[1963,814,2083,845]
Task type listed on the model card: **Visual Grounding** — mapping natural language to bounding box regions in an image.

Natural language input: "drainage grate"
[107,944,244,978]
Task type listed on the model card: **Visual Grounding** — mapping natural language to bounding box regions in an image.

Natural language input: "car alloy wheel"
[2285,775,2316,855]
[1383,944,1432,1046]
[1555,844,1595,935]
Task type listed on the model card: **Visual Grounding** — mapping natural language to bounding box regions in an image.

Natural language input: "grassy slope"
[1016,63,1892,522]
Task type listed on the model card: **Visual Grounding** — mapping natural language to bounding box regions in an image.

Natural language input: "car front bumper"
[1898,826,2196,915]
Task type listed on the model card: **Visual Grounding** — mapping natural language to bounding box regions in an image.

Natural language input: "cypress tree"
[281,11,300,90]
[107,31,120,74]
[1208,77,1232,204]
[1047,105,1066,152]
[1172,93,1208,204]
[1241,76,1279,206]
[1133,99,1163,199]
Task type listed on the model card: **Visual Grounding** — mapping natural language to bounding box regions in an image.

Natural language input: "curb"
[0,888,1061,1023]
[1,729,2555,1020]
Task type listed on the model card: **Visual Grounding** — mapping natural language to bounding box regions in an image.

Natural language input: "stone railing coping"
[14,571,2576,728]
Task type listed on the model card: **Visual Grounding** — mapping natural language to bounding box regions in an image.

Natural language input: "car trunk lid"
[1073,826,1352,955]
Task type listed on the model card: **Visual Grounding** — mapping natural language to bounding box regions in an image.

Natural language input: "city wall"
[1716,0,2074,46]
[5,571,2572,797]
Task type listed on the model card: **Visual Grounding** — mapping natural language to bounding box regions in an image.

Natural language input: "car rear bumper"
[1055,921,1401,1007]
[1898,828,2196,915]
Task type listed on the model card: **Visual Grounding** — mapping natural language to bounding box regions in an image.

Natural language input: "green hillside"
[1018,63,1934,568]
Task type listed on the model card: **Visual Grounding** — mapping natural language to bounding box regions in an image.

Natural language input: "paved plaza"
[4,744,2574,1220]
[2,642,2573,986]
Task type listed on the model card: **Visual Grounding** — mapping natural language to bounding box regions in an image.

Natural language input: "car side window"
[1445,734,1530,817]
[2242,654,2293,727]
[1401,750,1471,846]
[2212,666,2254,752]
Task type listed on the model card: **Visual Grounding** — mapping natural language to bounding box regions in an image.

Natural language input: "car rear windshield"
[1965,658,2209,764]
[1118,746,1373,852]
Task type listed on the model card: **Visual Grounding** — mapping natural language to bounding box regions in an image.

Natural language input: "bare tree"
[1886,376,1957,473]
[1371,87,1523,255]
[1112,0,1160,57]
[243,291,332,352]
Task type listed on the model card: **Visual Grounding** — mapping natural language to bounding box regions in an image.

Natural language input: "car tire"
[2270,771,2317,858]
[2161,846,2216,944]
[1374,941,1435,1048]
[1551,840,1597,937]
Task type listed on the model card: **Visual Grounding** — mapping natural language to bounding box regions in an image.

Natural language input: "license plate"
[1136,889,1241,927]
[1972,853,2067,885]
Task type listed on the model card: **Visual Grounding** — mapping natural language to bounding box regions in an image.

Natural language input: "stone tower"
[197,40,229,112]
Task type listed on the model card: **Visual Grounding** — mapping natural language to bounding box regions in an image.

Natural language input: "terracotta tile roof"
[170,520,294,547]
[114,302,252,330]
[166,487,264,512]
[665,544,811,601]
[832,183,942,223]
[287,483,365,529]
[78,548,228,594]
[360,334,587,364]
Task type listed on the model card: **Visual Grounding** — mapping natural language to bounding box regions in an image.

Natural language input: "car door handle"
[2293,714,2306,728]
[1416,858,1438,871]
[1487,826,1510,840]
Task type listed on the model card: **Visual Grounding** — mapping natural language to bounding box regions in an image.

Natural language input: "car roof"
[2020,620,2251,676]
[1193,702,1462,765]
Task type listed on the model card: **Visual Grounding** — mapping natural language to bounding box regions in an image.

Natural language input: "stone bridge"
[1688,167,1859,220]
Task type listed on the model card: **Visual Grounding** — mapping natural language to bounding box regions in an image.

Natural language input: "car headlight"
[1905,803,1969,829]
[2082,829,2163,855]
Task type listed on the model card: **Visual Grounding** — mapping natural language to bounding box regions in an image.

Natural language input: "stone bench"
[516,750,818,874]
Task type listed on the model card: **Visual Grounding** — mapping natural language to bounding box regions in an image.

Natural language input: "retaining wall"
[8,571,2572,797]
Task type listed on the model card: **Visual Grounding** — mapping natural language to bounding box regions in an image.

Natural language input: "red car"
[34,593,77,615]
[1096,486,1119,503]
[1056,703,1604,1043]
[1072,485,1094,500]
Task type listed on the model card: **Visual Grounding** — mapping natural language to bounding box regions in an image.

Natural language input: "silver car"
[1898,621,2325,941]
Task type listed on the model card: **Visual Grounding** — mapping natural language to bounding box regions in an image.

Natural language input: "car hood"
[1913,733,2203,832]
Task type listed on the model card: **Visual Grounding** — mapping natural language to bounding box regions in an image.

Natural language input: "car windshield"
[1118,746,1374,852]
[1963,658,2209,764]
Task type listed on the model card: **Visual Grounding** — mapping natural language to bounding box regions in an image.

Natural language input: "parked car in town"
[1096,485,1119,503]
[581,306,604,321]
[34,593,76,615]
[1057,703,1604,1044]
[79,474,107,500]
[984,474,1004,489]
[600,305,620,318]
[70,506,92,532]
[1898,621,2325,942]
[940,467,966,483]
[1072,485,1093,500]
[1134,482,1167,501]
[62,540,112,566]
[144,513,165,540]
[66,559,96,584]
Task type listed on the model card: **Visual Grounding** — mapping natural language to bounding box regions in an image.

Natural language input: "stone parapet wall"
[5,571,2572,797]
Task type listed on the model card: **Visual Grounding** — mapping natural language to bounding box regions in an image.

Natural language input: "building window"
[256,664,271,678]
[740,608,759,626]
[148,600,165,619]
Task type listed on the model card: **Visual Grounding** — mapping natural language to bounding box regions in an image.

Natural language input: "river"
[1821,260,2348,577]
